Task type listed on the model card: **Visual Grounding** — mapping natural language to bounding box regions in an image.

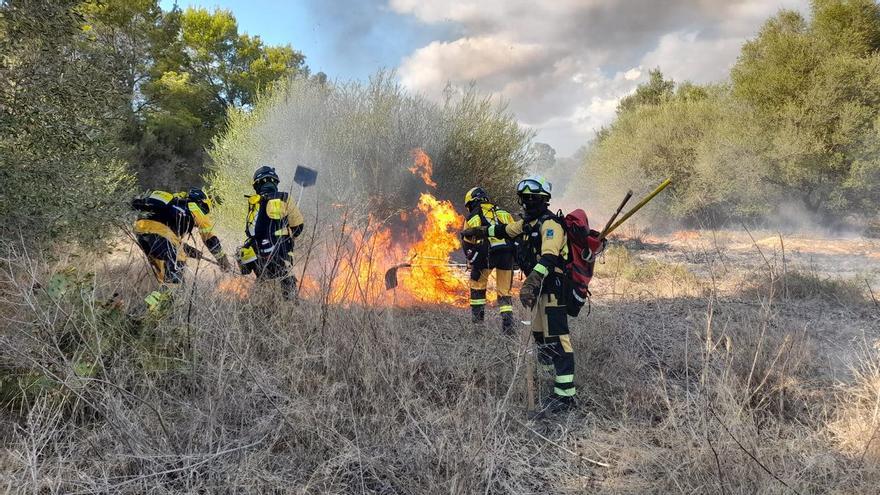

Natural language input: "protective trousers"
[529,278,575,400]
[254,248,297,300]
[136,233,183,313]
[469,251,514,331]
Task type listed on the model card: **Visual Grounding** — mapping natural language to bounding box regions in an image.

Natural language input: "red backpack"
[561,209,604,317]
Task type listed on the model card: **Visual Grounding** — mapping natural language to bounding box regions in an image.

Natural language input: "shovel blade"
[384,267,399,290]
[293,165,318,187]
[384,263,412,290]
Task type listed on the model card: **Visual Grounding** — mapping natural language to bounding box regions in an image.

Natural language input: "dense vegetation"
[1,1,879,493]
[578,0,880,226]
[210,74,532,227]
[0,0,307,245]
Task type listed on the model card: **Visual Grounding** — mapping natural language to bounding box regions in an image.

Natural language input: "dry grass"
[0,234,878,494]
[593,244,704,300]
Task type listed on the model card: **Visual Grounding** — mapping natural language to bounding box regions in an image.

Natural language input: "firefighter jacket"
[461,202,514,265]
[490,210,568,279]
[132,190,224,258]
[242,191,305,261]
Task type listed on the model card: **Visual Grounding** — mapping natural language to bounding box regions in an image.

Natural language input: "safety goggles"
[516,178,550,196]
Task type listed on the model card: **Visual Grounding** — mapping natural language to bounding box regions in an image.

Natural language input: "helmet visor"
[516,178,550,196]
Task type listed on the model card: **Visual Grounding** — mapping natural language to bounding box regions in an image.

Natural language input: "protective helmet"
[516,175,552,198]
[252,165,280,189]
[188,187,208,202]
[187,187,213,213]
[464,187,489,209]
[516,175,551,219]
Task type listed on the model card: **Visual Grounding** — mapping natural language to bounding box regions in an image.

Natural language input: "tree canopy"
[579,0,880,226]
[0,0,309,245]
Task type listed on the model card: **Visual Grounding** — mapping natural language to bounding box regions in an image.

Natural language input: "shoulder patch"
[545,228,555,239]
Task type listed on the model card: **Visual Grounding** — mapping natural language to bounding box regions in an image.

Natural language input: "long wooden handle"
[526,347,536,413]
[604,178,672,237]
[599,190,633,239]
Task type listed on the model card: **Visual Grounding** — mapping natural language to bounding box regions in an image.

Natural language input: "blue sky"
[159,0,809,156]
[159,0,451,81]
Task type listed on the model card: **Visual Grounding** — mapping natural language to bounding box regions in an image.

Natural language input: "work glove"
[217,254,233,272]
[461,226,488,240]
[464,247,480,265]
[519,270,543,309]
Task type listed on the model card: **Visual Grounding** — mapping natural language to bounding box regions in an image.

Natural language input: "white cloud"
[399,37,550,97]
[391,0,810,155]
[624,68,642,81]
[639,31,743,84]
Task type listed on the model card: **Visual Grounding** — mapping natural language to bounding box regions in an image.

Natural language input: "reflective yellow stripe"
[495,209,513,224]
[145,289,170,310]
[470,299,487,306]
[266,198,285,219]
[187,202,214,234]
[533,263,549,276]
[554,387,576,397]
[487,225,496,238]
[274,229,288,236]
[238,246,257,263]
[555,374,574,384]
[499,305,513,313]
[148,191,174,203]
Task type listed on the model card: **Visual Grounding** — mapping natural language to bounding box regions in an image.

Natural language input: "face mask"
[519,196,547,220]
[256,181,278,194]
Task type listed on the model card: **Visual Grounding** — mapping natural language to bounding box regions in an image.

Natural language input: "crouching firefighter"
[462,176,577,413]
[237,166,305,300]
[132,188,231,313]
[461,187,516,335]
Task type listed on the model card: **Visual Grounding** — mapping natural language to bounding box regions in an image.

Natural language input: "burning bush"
[208,73,533,307]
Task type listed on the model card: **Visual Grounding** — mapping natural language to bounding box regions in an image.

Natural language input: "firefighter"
[237,166,305,300]
[132,188,231,313]
[460,187,516,335]
[462,176,576,413]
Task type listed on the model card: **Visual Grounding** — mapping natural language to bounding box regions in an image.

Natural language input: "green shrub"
[0,0,134,246]
[209,72,533,231]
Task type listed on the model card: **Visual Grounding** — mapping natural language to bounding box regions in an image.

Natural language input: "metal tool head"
[384,263,411,290]
[293,165,318,188]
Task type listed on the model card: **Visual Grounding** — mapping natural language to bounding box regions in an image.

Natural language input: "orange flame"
[408,148,437,188]
[216,276,254,299]
[217,149,485,308]
[394,193,465,305]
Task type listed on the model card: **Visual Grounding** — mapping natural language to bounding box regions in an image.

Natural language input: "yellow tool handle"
[604,178,672,236]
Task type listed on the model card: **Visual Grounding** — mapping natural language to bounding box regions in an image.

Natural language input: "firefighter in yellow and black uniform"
[461,187,516,335]
[237,166,305,300]
[132,188,231,313]
[462,176,576,413]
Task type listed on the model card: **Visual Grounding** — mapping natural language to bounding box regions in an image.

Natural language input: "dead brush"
[0,241,581,493]
[829,339,880,464]
[593,244,702,300]
[2,231,880,494]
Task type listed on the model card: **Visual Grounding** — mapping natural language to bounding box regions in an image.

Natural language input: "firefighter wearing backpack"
[132,188,231,313]
[237,166,305,300]
[461,187,516,335]
[462,175,603,414]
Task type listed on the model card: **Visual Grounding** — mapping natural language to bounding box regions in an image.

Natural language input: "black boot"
[501,312,515,335]
[541,394,576,415]
[471,305,485,324]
